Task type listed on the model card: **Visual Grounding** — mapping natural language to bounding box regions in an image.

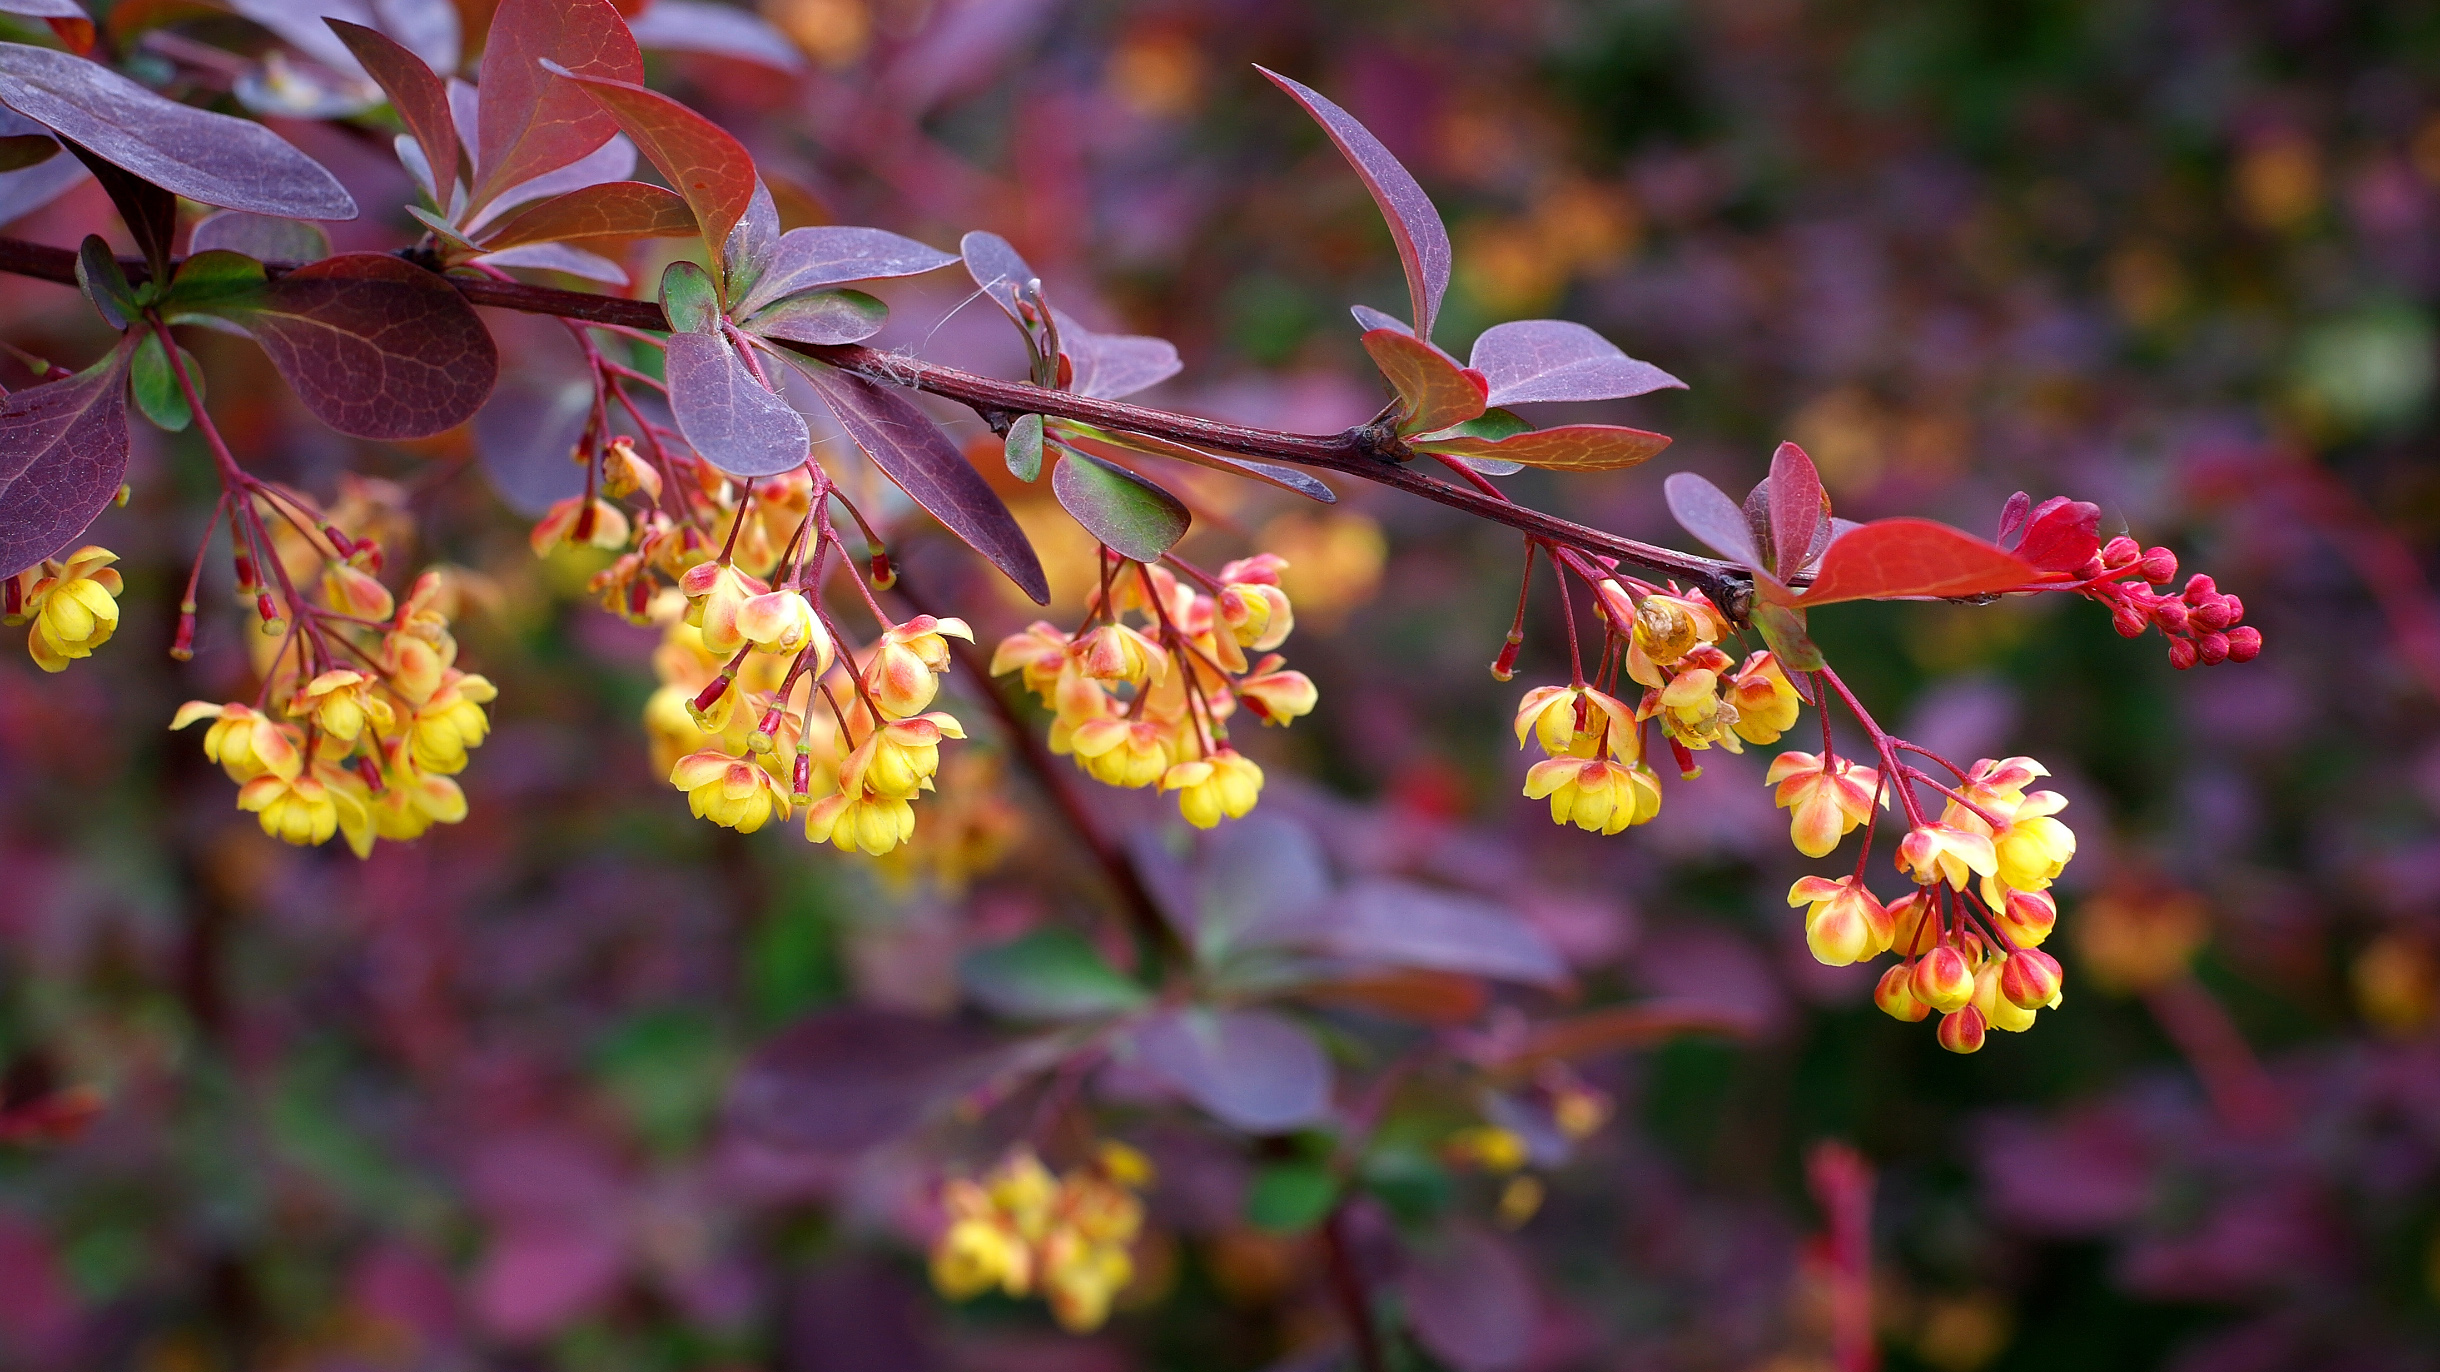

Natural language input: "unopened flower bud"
[2139,547,2177,584]
[1912,944,1976,1013]
[2181,573,2217,605]
[2000,947,2064,1009]
[869,551,896,589]
[1490,632,1522,682]
[2101,535,2139,567]
[2111,603,2148,638]
[2226,625,2262,662]
[1936,1006,1988,1054]
[1874,964,1930,1022]
[2167,638,2198,670]
[2190,597,2232,631]
[2195,631,2229,666]
[2150,598,2190,634]
[2075,556,2105,580]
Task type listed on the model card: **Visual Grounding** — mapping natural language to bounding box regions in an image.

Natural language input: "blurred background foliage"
[1,0,2438,1369]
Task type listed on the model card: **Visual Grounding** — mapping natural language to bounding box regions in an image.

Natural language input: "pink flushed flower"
[1787,875,1893,966]
[1766,751,1883,858]
[1896,822,1998,891]
[1524,755,1662,835]
[1236,655,1317,726]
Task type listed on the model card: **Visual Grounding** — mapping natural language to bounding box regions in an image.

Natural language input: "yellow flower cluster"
[929,1143,1152,1332]
[991,556,1317,829]
[6,546,122,671]
[173,568,491,856]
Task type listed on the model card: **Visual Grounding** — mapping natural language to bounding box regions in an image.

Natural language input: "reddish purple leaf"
[1468,318,1683,406]
[736,226,957,317]
[1350,302,1409,335]
[1259,66,1453,339]
[1399,1225,1539,1372]
[67,145,175,275]
[0,343,131,579]
[959,228,1036,330]
[187,210,328,262]
[1664,471,1770,575]
[739,289,887,346]
[463,134,635,231]
[1768,440,1826,580]
[1995,490,2032,547]
[1362,328,1486,435]
[627,0,806,72]
[469,0,641,211]
[474,180,695,251]
[325,19,460,196]
[471,310,590,516]
[2013,495,2103,573]
[222,254,498,439]
[1051,306,1180,400]
[470,1221,626,1342]
[722,177,780,298]
[1799,518,2041,606]
[665,331,808,478]
[1414,423,1669,472]
[783,356,1050,604]
[1318,881,1566,987]
[474,241,625,283]
[0,150,86,223]
[0,43,355,220]
[1130,1006,1332,1134]
[728,1008,998,1156]
[550,65,757,279]
[1070,426,1335,504]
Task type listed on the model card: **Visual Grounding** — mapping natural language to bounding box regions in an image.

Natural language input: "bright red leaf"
[1362,328,1487,436]
[470,0,642,212]
[1798,517,2040,606]
[549,66,757,281]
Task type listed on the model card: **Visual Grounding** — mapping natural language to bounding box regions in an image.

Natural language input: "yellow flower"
[1040,1229,1133,1332]
[1787,875,1893,967]
[1073,622,1167,686]
[1236,654,1317,726]
[1523,755,1662,835]
[1896,822,1999,891]
[932,1179,1033,1299]
[599,436,663,502]
[1988,791,2076,894]
[864,615,973,716]
[1095,1140,1156,1189]
[294,669,395,742]
[1766,751,1883,858]
[369,764,468,842]
[669,747,792,832]
[1910,943,1977,1013]
[1514,684,1638,760]
[1216,578,1294,652]
[237,766,369,850]
[1514,684,1583,756]
[1069,717,1176,789]
[173,700,303,782]
[1725,651,1801,745]
[405,672,496,775]
[320,561,395,620]
[678,561,765,657]
[1971,958,2039,1034]
[529,496,632,557]
[1446,1125,1531,1173]
[842,711,965,800]
[1624,589,1726,684]
[803,787,917,854]
[18,546,121,671]
[1990,887,2056,949]
[1160,749,1263,828]
[989,620,1073,704]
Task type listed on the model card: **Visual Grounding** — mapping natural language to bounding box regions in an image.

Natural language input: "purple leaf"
[1468,318,1683,407]
[0,343,131,579]
[628,0,807,72]
[474,180,695,251]
[324,19,459,195]
[1184,814,1334,959]
[1050,443,1190,562]
[666,332,809,478]
[958,228,1035,330]
[1398,1225,1539,1372]
[471,1221,625,1343]
[188,210,329,262]
[470,0,642,211]
[463,135,635,232]
[1768,440,1826,580]
[219,253,498,439]
[0,146,85,224]
[1259,66,1453,339]
[782,356,1049,604]
[1349,303,1409,335]
[0,43,356,219]
[550,64,758,279]
[1051,306,1180,400]
[1362,328,1486,435]
[722,177,779,300]
[1130,1007,1331,1133]
[740,289,888,346]
[1320,880,1567,987]
[737,225,957,317]
[728,1008,998,1156]
[472,241,625,283]
[1069,426,1335,504]
[1663,471,1769,574]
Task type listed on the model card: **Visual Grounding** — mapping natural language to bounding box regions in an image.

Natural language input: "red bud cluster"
[2087,559,2261,670]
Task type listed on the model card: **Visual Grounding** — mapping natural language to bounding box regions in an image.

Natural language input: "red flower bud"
[1936,1006,1987,1054]
[2075,556,2106,580]
[2111,604,2149,638]
[1912,945,1976,1013]
[1874,964,1929,1022]
[2168,638,2198,670]
[2195,631,2230,666]
[2218,594,2243,625]
[2150,599,2190,634]
[2182,574,2217,605]
[2190,598,2233,631]
[2226,625,2262,662]
[1999,948,2063,1009]
[2139,547,2178,584]
[2101,535,2139,567]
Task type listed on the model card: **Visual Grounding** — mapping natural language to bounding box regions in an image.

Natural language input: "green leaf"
[1050,444,1190,563]
[1431,405,1531,443]
[958,929,1147,1020]
[660,259,721,335]
[1359,1144,1454,1224]
[739,287,886,346]
[73,234,134,328]
[129,331,196,431]
[158,249,268,323]
[1003,412,1043,481]
[1752,601,1824,672]
[1245,1161,1340,1233]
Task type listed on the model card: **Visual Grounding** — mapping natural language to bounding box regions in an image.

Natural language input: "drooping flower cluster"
[5,546,123,672]
[929,1143,1153,1332]
[991,553,1317,829]
[173,562,491,857]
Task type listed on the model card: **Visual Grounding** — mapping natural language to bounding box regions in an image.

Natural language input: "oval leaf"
[1416,423,1668,472]
[628,0,806,73]
[0,42,355,219]
[781,355,1049,604]
[1768,440,1826,579]
[550,65,756,281]
[1130,1007,1331,1134]
[1798,518,2040,606]
[959,930,1147,1020]
[1319,880,1567,987]
[659,259,720,335]
[1052,306,1180,400]
[1258,66,1453,340]
[1362,328,1486,435]
[325,18,459,198]
[740,288,888,346]
[1663,470,1770,575]
[1003,412,1042,482]
[1399,1225,1539,1372]
[665,332,808,478]
[737,225,957,317]
[0,343,130,579]
[188,210,329,262]
[220,253,498,439]
[959,228,1036,330]
[469,0,641,210]
[1067,424,1336,504]
[1051,445,1190,563]
[73,232,131,327]
[1751,601,1824,672]
[129,330,196,431]
[1469,318,1684,406]
[475,180,696,251]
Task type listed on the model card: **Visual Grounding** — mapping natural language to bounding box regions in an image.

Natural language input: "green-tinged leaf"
[1246,1161,1339,1233]
[129,331,195,431]
[1418,405,1532,476]
[1064,422,1336,504]
[660,260,720,335]
[959,930,1147,1020]
[158,249,267,322]
[1360,1146,1454,1224]
[1051,444,1190,562]
[1752,601,1823,672]
[1415,423,1671,472]
[188,210,328,263]
[73,233,132,327]
[739,287,887,346]
[403,204,483,253]
[1362,327,1487,435]
[1003,412,1042,481]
